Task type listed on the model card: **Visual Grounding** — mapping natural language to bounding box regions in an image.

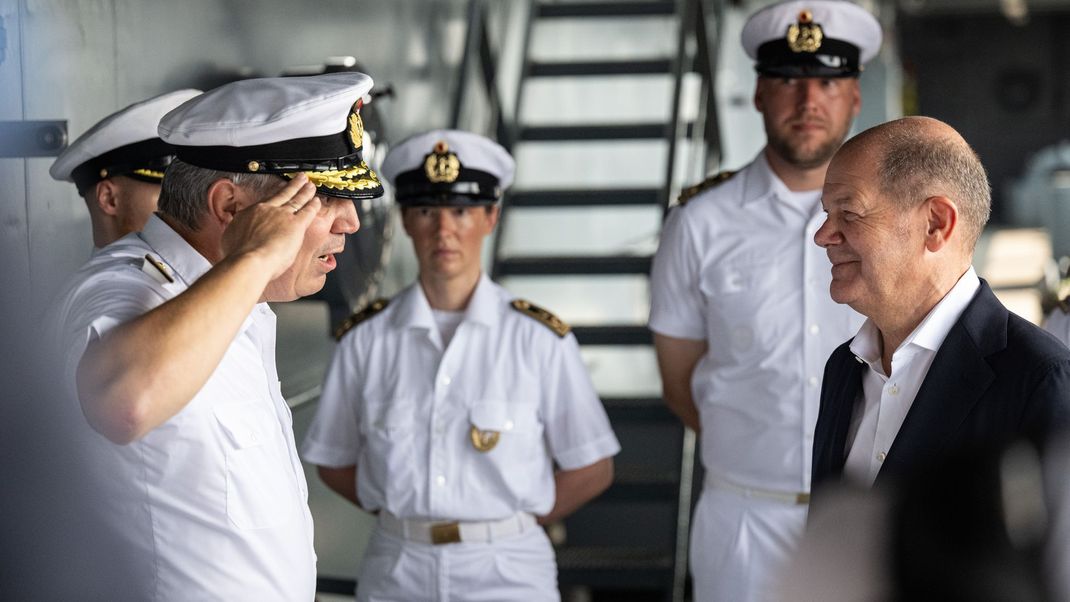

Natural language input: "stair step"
[519,123,667,141]
[603,465,679,501]
[509,188,662,207]
[316,576,355,595]
[603,396,673,421]
[496,255,652,276]
[529,59,673,77]
[537,1,676,18]
[557,546,674,588]
[572,325,652,346]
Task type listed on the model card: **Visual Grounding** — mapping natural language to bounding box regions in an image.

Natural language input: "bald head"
[837,116,991,251]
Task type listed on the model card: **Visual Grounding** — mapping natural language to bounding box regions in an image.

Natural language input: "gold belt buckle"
[430,522,462,545]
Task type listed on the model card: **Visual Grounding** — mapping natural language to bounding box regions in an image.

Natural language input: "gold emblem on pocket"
[469,425,500,452]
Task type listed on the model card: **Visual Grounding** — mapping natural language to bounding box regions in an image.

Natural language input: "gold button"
[99,168,108,178]
[247,160,260,172]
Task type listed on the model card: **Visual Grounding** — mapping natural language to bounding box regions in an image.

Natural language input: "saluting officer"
[302,129,620,601]
[51,72,381,601]
[648,1,881,600]
[50,89,201,249]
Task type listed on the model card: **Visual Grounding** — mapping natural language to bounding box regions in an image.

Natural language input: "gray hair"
[852,117,992,251]
[158,159,282,230]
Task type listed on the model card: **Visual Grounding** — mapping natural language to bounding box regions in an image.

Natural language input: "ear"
[94,179,121,216]
[204,178,244,228]
[849,79,862,118]
[485,204,501,230]
[924,196,958,253]
[753,80,765,113]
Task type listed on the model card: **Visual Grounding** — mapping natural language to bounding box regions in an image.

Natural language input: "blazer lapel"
[878,282,1005,482]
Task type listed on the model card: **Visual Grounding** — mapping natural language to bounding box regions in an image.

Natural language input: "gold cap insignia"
[469,425,500,452]
[787,10,823,53]
[425,140,461,183]
[348,101,365,150]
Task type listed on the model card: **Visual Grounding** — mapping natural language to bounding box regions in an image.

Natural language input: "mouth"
[317,249,342,270]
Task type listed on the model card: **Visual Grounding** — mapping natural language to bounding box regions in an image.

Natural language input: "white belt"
[378,512,537,545]
[705,476,810,505]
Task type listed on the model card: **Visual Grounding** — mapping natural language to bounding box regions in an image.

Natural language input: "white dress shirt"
[52,214,316,601]
[844,267,981,485]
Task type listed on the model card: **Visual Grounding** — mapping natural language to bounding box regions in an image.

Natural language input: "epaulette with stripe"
[510,299,570,338]
[333,298,390,341]
[677,170,737,206]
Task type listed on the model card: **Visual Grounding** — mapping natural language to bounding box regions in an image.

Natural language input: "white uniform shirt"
[649,152,864,493]
[845,268,981,485]
[302,274,620,520]
[52,215,316,601]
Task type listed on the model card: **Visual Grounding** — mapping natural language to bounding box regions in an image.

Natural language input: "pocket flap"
[214,402,270,448]
[469,402,537,432]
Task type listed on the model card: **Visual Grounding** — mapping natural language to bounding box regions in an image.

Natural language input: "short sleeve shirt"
[302,274,621,520]
[51,215,316,601]
[649,153,865,492]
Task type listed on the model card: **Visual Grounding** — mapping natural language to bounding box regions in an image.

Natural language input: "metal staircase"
[455,1,725,599]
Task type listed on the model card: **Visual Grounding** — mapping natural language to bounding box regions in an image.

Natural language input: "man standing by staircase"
[648,1,881,599]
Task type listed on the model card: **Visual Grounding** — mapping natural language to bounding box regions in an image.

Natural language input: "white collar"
[392,272,501,331]
[850,267,981,368]
[138,213,212,285]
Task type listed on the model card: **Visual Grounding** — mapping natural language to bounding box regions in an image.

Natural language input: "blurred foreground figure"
[779,439,1064,602]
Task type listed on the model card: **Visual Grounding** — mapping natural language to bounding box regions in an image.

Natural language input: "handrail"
[450,0,512,147]
[662,0,725,215]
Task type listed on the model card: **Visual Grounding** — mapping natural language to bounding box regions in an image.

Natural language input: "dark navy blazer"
[811,280,1070,492]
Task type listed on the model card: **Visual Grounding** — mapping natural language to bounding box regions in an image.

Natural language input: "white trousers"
[357,524,560,602]
[690,488,808,602]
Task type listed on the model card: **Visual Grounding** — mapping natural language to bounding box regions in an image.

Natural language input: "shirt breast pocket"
[214,402,299,530]
[469,402,543,494]
[362,400,417,505]
[700,259,780,355]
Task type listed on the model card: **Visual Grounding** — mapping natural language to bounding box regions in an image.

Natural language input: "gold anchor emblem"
[424,140,461,183]
[786,9,823,53]
[469,425,500,452]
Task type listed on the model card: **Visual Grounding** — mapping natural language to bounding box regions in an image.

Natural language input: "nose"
[331,199,360,235]
[796,79,821,109]
[813,213,841,249]
[435,209,457,234]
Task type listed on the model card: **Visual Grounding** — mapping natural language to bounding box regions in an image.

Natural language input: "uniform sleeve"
[301,333,364,468]
[541,333,620,470]
[55,270,168,390]
[648,205,707,340]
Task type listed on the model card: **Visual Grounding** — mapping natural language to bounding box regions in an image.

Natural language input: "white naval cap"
[50,89,202,194]
[158,72,383,200]
[741,0,882,78]
[381,129,515,206]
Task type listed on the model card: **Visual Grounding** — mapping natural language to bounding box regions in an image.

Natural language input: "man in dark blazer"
[810,116,1070,491]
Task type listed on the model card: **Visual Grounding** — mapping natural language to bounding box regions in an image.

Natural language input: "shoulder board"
[510,299,570,338]
[334,298,390,341]
[141,253,175,284]
[677,170,737,206]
